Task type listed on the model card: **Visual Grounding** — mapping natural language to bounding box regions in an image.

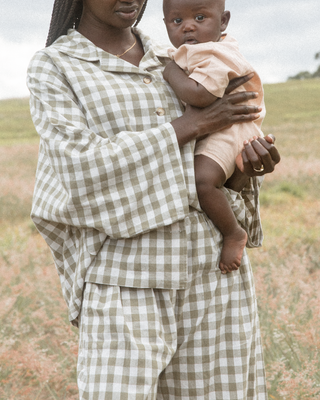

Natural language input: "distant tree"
[288,51,320,80]
[288,71,313,80]
[313,65,320,78]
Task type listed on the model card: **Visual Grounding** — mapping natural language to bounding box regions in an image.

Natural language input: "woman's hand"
[240,134,281,177]
[225,73,255,95]
[172,73,262,147]
[226,134,280,192]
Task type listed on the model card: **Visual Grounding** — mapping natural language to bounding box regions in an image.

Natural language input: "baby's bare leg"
[195,155,247,274]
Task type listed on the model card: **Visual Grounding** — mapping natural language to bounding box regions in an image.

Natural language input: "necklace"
[116,35,137,58]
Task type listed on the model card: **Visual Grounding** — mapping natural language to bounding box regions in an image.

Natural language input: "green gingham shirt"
[27,29,263,326]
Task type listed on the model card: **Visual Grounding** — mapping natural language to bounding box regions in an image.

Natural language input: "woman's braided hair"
[46,0,148,47]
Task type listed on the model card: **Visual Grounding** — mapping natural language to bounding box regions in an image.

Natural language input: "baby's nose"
[183,22,195,32]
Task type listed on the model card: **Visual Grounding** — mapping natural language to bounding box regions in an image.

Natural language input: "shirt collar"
[51,28,169,73]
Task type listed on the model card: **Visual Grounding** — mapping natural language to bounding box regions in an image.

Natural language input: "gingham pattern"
[27,29,263,326]
[78,212,267,399]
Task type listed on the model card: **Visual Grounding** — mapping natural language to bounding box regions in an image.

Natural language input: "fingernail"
[267,134,275,143]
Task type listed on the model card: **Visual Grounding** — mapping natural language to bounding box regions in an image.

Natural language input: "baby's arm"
[163,61,218,108]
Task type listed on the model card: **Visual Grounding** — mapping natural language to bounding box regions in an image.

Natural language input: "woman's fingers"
[184,90,262,142]
[226,91,262,123]
[253,136,281,168]
[264,133,275,144]
[242,140,263,174]
[225,73,254,94]
[230,104,262,124]
[228,90,259,105]
[242,136,281,176]
[257,136,281,164]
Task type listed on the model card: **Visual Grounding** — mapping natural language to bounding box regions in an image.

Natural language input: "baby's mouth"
[184,37,198,45]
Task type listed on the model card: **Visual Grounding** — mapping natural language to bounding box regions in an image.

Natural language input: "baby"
[163,0,266,274]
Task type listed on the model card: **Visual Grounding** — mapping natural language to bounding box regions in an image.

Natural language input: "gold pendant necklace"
[116,36,137,58]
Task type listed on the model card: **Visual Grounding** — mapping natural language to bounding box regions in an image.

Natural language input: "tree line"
[288,52,320,80]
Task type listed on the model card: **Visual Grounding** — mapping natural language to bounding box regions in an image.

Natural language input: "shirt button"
[143,76,152,84]
[156,107,165,116]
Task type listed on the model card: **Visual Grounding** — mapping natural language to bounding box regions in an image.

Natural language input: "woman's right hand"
[172,73,261,147]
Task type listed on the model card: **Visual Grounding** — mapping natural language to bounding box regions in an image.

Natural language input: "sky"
[1,0,320,100]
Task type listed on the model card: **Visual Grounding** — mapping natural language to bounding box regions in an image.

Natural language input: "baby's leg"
[194,155,247,274]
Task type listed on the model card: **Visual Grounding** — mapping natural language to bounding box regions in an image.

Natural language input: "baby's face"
[163,0,230,48]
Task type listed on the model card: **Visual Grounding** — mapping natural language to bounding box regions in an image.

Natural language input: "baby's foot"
[219,227,247,274]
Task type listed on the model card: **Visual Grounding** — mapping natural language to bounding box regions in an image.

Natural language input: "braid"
[134,0,148,27]
[46,0,148,47]
[46,0,83,47]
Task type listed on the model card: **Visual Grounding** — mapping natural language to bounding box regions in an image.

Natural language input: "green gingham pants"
[77,253,267,400]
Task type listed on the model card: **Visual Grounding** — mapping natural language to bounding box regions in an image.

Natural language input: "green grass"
[263,79,320,161]
[0,98,39,145]
[263,79,320,126]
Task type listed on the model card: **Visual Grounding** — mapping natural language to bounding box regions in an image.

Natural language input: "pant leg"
[77,283,178,400]
[156,252,267,400]
[156,212,267,400]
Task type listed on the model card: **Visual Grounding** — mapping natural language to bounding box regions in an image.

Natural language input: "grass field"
[1,79,320,399]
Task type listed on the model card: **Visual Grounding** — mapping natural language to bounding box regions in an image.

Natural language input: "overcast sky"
[1,0,319,100]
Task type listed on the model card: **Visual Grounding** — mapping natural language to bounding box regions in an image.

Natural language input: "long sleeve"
[28,46,189,239]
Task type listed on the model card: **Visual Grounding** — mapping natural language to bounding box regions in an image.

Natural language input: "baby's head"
[163,0,230,48]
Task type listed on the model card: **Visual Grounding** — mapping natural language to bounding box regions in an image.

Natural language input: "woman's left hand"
[237,134,281,177]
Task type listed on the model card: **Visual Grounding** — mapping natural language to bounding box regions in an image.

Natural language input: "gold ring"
[253,165,264,172]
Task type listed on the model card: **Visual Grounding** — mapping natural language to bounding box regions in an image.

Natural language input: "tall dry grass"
[0,144,78,400]
[250,79,320,399]
[0,80,320,399]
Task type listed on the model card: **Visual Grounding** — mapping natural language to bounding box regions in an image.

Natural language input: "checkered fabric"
[27,28,264,329]
[78,212,267,400]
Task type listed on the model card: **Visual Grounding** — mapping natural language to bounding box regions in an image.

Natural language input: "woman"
[27,0,280,398]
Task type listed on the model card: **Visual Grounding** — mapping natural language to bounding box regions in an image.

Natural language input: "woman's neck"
[78,17,130,50]
[78,21,144,66]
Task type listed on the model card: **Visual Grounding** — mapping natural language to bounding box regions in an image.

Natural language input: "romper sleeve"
[172,41,253,98]
[27,51,189,240]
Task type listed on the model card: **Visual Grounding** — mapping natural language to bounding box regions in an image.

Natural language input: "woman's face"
[81,0,145,31]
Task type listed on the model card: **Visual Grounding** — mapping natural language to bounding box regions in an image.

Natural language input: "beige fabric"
[27,29,264,328]
[169,34,266,179]
[78,211,267,399]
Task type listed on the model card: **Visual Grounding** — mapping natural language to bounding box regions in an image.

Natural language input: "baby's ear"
[221,11,231,32]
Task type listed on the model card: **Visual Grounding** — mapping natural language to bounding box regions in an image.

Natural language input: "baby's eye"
[173,18,182,24]
[195,15,205,21]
